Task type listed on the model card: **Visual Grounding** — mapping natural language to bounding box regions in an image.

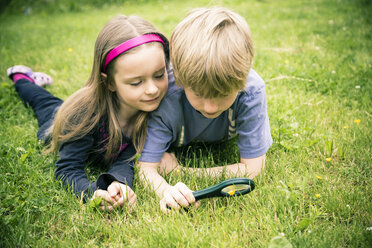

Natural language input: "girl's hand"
[159,182,200,212]
[92,189,117,211]
[107,181,137,209]
[92,181,137,211]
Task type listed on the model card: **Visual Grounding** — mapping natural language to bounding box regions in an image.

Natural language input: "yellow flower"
[316,175,323,180]
[68,48,73,53]
[354,119,361,124]
[228,190,236,196]
[343,125,349,129]
[315,194,321,198]
[325,158,332,162]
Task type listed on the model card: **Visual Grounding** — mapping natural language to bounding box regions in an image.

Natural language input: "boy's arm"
[138,160,196,211]
[137,161,170,198]
[175,154,266,179]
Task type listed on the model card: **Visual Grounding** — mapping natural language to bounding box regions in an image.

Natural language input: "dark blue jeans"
[15,79,63,141]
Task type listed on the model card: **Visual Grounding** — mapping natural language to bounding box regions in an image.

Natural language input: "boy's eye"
[130,81,142,86]
[154,72,164,79]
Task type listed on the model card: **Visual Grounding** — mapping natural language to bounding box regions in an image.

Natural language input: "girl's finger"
[95,190,115,205]
[100,204,114,212]
[128,194,137,207]
[107,182,121,198]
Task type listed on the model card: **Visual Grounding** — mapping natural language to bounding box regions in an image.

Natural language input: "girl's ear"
[101,72,115,92]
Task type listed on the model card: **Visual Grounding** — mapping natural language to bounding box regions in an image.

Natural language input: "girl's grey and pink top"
[139,68,273,163]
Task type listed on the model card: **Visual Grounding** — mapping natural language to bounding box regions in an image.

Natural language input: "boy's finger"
[193,200,201,208]
[160,199,173,213]
[163,192,181,209]
[174,182,195,204]
[169,188,189,207]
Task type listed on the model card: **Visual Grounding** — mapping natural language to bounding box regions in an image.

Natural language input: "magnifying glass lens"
[221,184,251,195]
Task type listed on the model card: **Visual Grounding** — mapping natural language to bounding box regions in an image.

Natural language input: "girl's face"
[111,43,168,114]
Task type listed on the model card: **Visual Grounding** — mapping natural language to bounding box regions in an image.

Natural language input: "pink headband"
[103,34,164,71]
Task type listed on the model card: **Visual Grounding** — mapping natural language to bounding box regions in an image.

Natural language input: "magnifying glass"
[192,177,255,201]
[167,178,255,209]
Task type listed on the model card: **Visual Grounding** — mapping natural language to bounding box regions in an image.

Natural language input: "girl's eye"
[154,73,164,79]
[130,81,142,86]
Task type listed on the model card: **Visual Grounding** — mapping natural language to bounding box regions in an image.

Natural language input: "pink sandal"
[7,65,53,86]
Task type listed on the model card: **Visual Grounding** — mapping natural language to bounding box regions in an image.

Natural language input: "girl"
[7,15,169,211]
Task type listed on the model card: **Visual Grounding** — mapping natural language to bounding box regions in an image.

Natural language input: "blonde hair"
[170,7,254,98]
[48,15,169,162]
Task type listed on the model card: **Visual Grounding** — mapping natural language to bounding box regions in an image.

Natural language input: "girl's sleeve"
[94,143,135,191]
[54,133,98,199]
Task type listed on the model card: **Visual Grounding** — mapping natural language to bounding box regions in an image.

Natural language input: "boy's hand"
[159,182,200,212]
[92,181,137,211]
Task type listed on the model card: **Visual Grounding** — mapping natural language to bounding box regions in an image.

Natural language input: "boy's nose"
[202,99,219,114]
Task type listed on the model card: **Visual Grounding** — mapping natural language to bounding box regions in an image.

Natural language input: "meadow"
[0,0,371,247]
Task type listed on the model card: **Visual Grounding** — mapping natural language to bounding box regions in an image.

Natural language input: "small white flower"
[366,227,372,231]
[355,85,360,89]
[16,147,26,152]
[346,204,350,208]
[332,70,336,74]
[280,232,285,236]
[308,230,312,233]
[293,133,299,137]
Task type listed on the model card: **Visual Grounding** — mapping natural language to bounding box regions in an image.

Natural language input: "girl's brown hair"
[48,15,169,162]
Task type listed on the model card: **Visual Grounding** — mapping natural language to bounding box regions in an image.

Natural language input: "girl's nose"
[145,80,159,95]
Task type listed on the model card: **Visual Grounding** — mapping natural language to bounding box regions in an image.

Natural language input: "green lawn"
[0,0,371,247]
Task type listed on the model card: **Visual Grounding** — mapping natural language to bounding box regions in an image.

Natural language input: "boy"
[138,7,272,212]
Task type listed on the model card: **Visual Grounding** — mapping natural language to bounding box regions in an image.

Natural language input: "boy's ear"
[100,72,115,92]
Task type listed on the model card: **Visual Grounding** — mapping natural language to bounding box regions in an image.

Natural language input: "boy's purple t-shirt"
[139,68,273,163]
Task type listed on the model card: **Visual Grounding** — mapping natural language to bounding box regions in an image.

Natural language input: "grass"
[0,0,371,247]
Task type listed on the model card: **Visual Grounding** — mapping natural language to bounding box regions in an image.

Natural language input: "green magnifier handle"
[192,177,255,201]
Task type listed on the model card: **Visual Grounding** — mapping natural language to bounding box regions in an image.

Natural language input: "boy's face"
[184,88,239,118]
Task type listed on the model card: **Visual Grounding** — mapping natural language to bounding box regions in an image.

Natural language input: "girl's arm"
[55,133,136,204]
[55,134,98,199]
[91,144,137,210]
[95,143,136,191]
